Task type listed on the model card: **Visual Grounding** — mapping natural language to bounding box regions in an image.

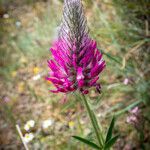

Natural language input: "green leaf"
[101,50,121,65]
[105,116,116,143]
[114,100,142,116]
[104,135,119,150]
[72,136,101,149]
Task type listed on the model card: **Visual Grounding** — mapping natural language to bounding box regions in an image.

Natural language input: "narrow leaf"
[114,100,142,116]
[105,116,115,143]
[104,135,119,150]
[72,136,101,149]
[101,50,121,65]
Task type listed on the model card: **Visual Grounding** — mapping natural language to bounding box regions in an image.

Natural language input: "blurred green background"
[0,0,150,149]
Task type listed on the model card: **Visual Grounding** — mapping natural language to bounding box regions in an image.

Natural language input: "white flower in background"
[42,119,54,129]
[3,14,9,19]
[24,133,34,143]
[123,78,129,85]
[32,74,41,81]
[32,72,46,81]
[24,120,35,131]
[15,21,21,27]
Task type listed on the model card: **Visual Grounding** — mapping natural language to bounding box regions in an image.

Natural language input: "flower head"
[23,133,34,143]
[42,119,54,129]
[68,121,75,129]
[46,0,105,94]
[123,78,129,85]
[24,120,35,131]
[126,106,144,131]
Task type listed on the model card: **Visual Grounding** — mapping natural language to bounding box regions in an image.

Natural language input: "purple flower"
[126,106,144,131]
[123,78,129,85]
[46,0,105,94]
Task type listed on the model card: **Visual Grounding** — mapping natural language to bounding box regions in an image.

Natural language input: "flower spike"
[47,0,106,94]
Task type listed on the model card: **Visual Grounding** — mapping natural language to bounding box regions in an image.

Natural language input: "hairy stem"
[81,93,104,148]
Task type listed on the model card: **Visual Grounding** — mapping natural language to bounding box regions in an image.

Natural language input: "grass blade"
[114,100,142,116]
[101,49,121,65]
[105,117,115,143]
[72,136,101,149]
[104,135,119,150]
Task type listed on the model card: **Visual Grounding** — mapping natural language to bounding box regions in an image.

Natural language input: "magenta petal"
[57,88,68,93]
[96,84,101,93]
[49,71,66,79]
[76,67,84,87]
[90,61,105,77]
[50,90,59,93]
[46,77,64,85]
[89,76,99,86]
[72,54,77,69]
[80,89,89,94]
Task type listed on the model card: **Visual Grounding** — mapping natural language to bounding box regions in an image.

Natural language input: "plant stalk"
[81,93,104,148]
[16,124,29,150]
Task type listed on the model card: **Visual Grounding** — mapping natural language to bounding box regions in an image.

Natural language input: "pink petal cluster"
[47,39,105,94]
[126,106,143,130]
[46,0,105,94]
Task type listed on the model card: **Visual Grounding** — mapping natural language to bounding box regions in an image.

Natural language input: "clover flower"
[46,0,105,94]
[126,107,144,131]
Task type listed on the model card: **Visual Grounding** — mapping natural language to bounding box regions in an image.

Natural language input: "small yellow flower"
[17,82,25,93]
[33,67,40,74]
[69,121,75,128]
[11,71,17,77]
[47,80,51,84]
[20,56,27,64]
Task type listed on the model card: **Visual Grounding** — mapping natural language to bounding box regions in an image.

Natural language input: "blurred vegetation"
[0,0,150,149]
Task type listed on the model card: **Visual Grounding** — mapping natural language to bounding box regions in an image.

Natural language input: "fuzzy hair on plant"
[46,0,106,94]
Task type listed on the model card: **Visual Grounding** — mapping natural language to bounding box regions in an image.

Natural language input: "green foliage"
[105,117,116,143]
[73,95,119,150]
[103,117,119,149]
[72,136,100,149]
[104,135,119,150]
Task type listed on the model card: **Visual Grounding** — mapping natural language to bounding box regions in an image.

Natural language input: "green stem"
[81,93,104,148]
